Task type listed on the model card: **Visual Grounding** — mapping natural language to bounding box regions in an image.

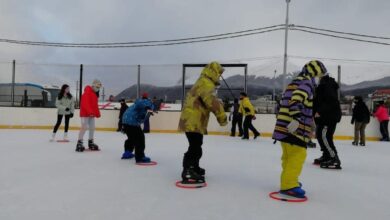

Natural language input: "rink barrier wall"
[0,107,382,141]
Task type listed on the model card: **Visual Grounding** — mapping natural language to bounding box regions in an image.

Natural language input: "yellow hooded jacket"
[239,97,255,116]
[178,62,228,134]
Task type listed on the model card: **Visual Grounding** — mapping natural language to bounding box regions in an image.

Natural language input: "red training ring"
[269,191,308,203]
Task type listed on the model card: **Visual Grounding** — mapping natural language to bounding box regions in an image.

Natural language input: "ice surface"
[0,129,389,220]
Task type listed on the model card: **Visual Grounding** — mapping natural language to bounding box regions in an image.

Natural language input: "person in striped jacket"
[272,60,328,198]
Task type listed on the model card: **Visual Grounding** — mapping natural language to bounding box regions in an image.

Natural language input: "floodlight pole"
[282,0,291,91]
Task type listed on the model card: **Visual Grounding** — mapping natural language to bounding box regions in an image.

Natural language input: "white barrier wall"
[0,107,383,139]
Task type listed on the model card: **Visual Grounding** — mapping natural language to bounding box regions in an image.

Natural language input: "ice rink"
[0,129,389,220]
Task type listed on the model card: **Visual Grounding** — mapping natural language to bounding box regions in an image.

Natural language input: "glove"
[351,120,354,125]
[287,119,300,134]
[252,116,256,120]
[228,115,232,121]
[220,120,228,126]
[65,108,70,111]
[69,113,74,118]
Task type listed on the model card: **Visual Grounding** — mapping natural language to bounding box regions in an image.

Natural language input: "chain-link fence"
[1,59,389,114]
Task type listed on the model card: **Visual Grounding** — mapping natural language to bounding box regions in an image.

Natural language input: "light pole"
[273,70,277,101]
[282,0,291,90]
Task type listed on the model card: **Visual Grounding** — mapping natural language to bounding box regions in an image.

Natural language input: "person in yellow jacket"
[239,92,260,140]
[178,62,228,184]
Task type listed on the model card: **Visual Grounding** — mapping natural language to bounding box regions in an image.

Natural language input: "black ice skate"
[313,156,327,165]
[320,156,342,169]
[194,166,206,176]
[75,140,85,152]
[88,139,100,151]
[181,167,206,185]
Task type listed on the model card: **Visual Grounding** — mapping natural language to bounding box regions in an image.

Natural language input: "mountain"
[341,76,390,91]
[115,74,390,101]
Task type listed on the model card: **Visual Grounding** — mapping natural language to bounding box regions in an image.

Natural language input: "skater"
[117,99,128,132]
[273,60,328,198]
[75,79,102,152]
[121,98,154,162]
[239,92,260,140]
[313,73,342,169]
[351,96,370,146]
[373,101,389,141]
[152,96,162,111]
[141,93,151,133]
[50,84,75,142]
[178,61,227,185]
[229,98,243,137]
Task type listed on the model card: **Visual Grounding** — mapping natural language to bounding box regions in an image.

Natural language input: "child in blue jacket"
[121,98,154,163]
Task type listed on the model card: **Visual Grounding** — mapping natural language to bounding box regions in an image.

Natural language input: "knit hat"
[142,92,149,99]
[92,79,102,88]
[240,92,248,97]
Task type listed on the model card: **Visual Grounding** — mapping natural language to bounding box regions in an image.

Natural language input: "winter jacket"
[239,97,255,116]
[374,105,389,122]
[273,60,327,147]
[80,85,101,118]
[351,101,370,124]
[178,62,227,134]
[229,102,242,119]
[119,103,128,119]
[313,75,342,125]
[122,99,154,126]
[55,95,75,116]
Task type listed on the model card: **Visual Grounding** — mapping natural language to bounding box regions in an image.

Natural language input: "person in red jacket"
[373,101,389,141]
[76,79,102,152]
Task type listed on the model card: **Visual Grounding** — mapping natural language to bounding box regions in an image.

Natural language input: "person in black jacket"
[229,98,243,137]
[313,74,342,169]
[117,99,128,132]
[351,96,370,146]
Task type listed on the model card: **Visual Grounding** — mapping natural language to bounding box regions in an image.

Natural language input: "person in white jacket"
[50,84,75,142]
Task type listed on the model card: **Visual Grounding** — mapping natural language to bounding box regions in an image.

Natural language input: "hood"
[201,62,224,85]
[84,85,94,93]
[302,60,327,78]
[320,75,339,90]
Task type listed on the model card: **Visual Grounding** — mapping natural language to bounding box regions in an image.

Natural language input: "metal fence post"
[11,60,16,107]
[79,64,83,107]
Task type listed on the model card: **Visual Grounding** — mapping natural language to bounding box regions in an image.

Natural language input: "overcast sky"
[0,0,389,96]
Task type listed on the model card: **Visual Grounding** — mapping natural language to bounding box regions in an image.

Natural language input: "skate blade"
[175,180,207,189]
[320,165,342,170]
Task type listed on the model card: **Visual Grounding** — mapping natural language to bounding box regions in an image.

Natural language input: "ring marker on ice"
[136,161,158,166]
[269,192,308,202]
[57,140,70,143]
[175,180,207,189]
[84,149,101,152]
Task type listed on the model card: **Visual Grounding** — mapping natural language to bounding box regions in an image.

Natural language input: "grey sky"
[0,0,390,96]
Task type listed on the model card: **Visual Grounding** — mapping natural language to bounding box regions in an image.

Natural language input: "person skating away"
[75,79,102,152]
[312,73,342,169]
[351,96,370,146]
[121,98,155,162]
[117,99,128,132]
[273,60,328,198]
[239,92,260,140]
[178,62,228,185]
[229,98,243,137]
[50,84,75,142]
[373,101,389,141]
